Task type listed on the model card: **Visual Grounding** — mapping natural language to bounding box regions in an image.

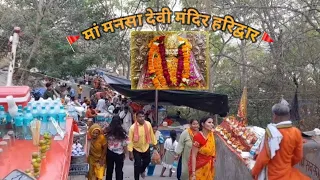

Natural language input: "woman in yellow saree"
[88,124,107,180]
[189,117,216,180]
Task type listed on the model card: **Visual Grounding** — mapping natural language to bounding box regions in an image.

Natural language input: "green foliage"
[33,37,101,78]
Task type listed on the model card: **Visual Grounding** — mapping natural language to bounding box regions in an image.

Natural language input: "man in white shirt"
[81,99,89,111]
[112,92,119,104]
[96,94,107,113]
[119,106,132,133]
[108,103,115,114]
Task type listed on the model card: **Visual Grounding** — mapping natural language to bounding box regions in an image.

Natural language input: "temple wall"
[215,135,319,180]
[215,135,252,180]
[295,139,320,180]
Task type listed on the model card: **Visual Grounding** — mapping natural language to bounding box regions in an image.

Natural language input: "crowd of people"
[38,78,310,180]
[85,102,311,180]
[86,110,217,180]
[38,81,78,102]
[82,89,134,133]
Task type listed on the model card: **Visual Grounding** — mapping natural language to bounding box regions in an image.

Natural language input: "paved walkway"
[70,140,176,180]
[69,158,176,180]
[69,81,176,180]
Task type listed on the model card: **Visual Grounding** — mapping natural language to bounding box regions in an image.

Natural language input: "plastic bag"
[151,150,161,165]
[94,163,105,179]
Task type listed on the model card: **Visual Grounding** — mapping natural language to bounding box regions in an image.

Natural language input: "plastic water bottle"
[14,110,24,139]
[54,103,61,121]
[54,98,59,105]
[36,102,41,112]
[40,106,49,135]
[27,102,33,111]
[6,112,13,130]
[56,98,62,106]
[30,97,35,104]
[31,106,39,120]
[58,106,66,132]
[17,105,23,112]
[0,106,7,138]
[53,102,60,112]
[23,109,33,140]
[39,97,44,106]
[50,106,58,119]
[249,137,262,159]
[171,160,178,173]
[48,97,53,103]
[45,102,50,111]
[68,105,78,121]
[48,106,57,136]
[23,107,28,116]
[48,98,54,109]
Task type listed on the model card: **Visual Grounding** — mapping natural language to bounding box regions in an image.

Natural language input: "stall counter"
[0,118,74,180]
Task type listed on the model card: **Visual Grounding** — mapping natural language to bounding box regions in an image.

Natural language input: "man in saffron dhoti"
[251,103,311,180]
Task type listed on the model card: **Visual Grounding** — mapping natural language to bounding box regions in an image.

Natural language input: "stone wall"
[215,135,252,180]
[295,138,320,180]
[215,135,319,180]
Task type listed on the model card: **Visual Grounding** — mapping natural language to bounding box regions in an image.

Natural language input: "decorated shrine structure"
[131,31,209,90]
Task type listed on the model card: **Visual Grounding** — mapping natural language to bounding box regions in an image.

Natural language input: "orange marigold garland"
[147,35,192,89]
[167,57,178,85]
[181,38,191,80]
[147,36,167,89]
[176,37,191,86]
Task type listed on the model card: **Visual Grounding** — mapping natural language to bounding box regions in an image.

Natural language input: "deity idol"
[137,33,206,90]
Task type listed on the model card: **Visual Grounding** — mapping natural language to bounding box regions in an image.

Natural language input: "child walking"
[160,130,178,177]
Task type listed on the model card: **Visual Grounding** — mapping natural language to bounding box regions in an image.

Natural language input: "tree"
[180,0,320,128]
[0,0,319,129]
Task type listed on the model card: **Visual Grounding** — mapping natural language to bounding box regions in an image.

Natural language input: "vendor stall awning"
[96,68,229,116]
[103,74,131,85]
[96,68,130,85]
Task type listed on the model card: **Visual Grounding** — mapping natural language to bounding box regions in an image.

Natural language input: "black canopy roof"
[96,69,229,116]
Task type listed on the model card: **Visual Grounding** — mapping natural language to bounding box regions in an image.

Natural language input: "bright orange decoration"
[147,36,168,89]
[178,36,191,81]
[147,35,192,89]
[237,86,248,126]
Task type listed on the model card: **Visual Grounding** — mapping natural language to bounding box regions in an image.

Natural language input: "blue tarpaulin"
[31,87,46,99]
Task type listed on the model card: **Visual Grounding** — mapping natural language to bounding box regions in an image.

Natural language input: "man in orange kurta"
[252,103,311,180]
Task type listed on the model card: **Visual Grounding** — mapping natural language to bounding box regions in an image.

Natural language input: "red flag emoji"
[261,32,274,43]
[67,35,80,45]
